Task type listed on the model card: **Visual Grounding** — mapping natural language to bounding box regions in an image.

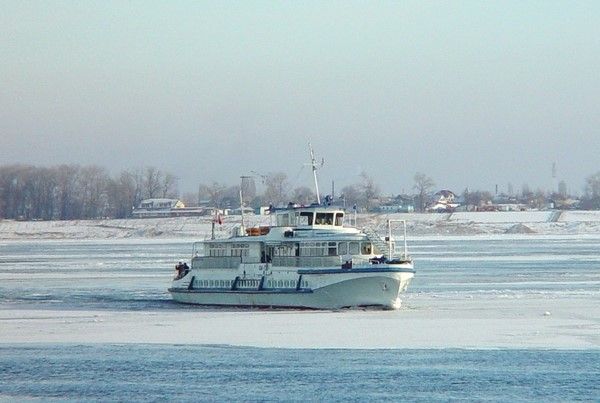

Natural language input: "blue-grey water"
[1,236,599,401]
[1,345,598,402]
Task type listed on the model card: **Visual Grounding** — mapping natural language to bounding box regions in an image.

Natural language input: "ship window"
[328,242,337,256]
[315,212,334,225]
[278,280,283,287]
[298,212,313,225]
[335,213,344,226]
[300,242,327,256]
[230,243,249,257]
[349,242,359,254]
[278,214,290,226]
[209,243,227,257]
[361,242,372,255]
[338,242,347,255]
[276,243,295,257]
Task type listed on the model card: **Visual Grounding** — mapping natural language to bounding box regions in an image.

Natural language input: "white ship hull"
[169,265,414,310]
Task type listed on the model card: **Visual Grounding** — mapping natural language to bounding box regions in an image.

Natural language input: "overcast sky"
[2,1,599,196]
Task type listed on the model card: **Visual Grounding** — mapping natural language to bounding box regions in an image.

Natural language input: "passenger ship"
[168,149,415,309]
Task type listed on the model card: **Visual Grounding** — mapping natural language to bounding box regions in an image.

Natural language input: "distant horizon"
[2,2,599,196]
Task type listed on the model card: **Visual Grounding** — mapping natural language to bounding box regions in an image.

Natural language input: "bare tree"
[106,170,138,218]
[222,185,242,208]
[2,165,34,219]
[161,172,179,198]
[359,171,380,211]
[531,189,547,209]
[413,172,435,212]
[464,189,492,209]
[291,186,315,205]
[582,172,600,209]
[55,165,82,220]
[206,182,227,208]
[340,184,361,210]
[35,167,56,220]
[240,176,256,201]
[263,172,289,207]
[80,165,109,218]
[143,166,162,199]
[585,172,600,198]
[180,192,198,207]
[197,183,211,205]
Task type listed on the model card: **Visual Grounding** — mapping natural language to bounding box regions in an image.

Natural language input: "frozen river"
[1,235,599,401]
[0,235,598,348]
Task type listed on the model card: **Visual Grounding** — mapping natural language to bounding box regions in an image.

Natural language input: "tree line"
[2,163,600,221]
[0,164,178,220]
[195,171,382,212]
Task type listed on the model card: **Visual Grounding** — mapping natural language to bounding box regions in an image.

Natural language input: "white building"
[132,198,203,218]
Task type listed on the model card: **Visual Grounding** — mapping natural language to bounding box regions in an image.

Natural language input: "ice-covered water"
[0,239,184,311]
[1,236,598,311]
[1,235,599,401]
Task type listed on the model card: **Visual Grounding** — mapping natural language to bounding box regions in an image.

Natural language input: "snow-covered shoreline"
[2,211,600,240]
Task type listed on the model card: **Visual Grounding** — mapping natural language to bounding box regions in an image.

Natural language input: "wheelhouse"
[275,207,345,228]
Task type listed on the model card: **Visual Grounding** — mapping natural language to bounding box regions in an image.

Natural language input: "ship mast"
[309,142,321,204]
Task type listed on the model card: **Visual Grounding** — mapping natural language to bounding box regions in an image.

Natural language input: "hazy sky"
[2,1,600,195]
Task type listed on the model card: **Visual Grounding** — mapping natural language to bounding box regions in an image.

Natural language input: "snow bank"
[560,211,600,222]
[504,223,537,234]
[450,211,552,223]
[2,211,600,240]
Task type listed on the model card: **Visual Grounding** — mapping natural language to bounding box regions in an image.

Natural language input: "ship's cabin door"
[261,244,274,263]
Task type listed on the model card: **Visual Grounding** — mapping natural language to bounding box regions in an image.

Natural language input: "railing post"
[387,219,392,259]
[403,220,408,259]
[386,219,409,260]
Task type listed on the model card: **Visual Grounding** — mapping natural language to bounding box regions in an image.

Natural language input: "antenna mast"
[309,142,321,204]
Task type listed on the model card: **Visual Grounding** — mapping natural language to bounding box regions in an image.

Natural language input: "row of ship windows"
[274,241,373,257]
[207,241,375,258]
[209,243,250,257]
[197,279,309,288]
